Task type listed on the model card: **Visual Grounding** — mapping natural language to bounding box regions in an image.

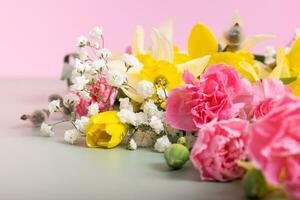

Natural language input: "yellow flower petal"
[187,23,218,59]
[268,48,290,79]
[86,111,128,148]
[176,55,211,78]
[150,29,173,62]
[132,25,145,55]
[104,123,128,148]
[239,34,275,52]
[209,52,258,82]
[287,37,300,74]
[289,75,300,96]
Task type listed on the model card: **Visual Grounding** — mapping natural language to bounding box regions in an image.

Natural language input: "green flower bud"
[164,144,189,170]
[177,137,187,147]
[242,168,268,199]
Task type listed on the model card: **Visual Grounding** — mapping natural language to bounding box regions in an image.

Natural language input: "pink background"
[1,0,299,78]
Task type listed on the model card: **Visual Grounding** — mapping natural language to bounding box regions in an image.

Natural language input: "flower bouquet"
[21,18,300,199]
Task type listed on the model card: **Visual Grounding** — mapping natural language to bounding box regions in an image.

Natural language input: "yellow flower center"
[154,76,168,88]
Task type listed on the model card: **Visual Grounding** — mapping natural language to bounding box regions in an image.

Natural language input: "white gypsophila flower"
[40,122,54,137]
[75,58,91,73]
[74,116,89,133]
[48,100,61,114]
[87,102,99,116]
[72,76,89,91]
[89,26,103,39]
[137,80,154,99]
[127,138,137,150]
[119,97,133,111]
[64,129,81,144]
[117,109,137,126]
[157,87,168,100]
[135,112,148,126]
[63,93,79,107]
[264,46,276,65]
[143,100,158,118]
[96,48,111,59]
[76,36,88,48]
[107,70,127,88]
[79,49,89,61]
[92,59,106,71]
[154,135,171,153]
[122,53,140,68]
[149,116,164,134]
[79,90,90,100]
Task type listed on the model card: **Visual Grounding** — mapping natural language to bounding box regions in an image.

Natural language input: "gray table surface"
[0,79,247,200]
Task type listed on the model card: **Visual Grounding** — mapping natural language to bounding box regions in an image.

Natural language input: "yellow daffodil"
[86,111,128,149]
[138,55,183,91]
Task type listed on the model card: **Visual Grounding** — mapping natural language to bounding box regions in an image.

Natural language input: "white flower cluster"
[117,99,165,134]
[264,46,276,65]
[154,135,171,153]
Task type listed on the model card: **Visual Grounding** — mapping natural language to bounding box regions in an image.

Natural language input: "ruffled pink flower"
[75,76,118,117]
[248,95,300,199]
[166,65,251,131]
[250,78,291,120]
[191,119,248,182]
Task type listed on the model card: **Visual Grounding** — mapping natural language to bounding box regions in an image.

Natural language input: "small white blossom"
[40,122,54,137]
[79,49,89,61]
[76,36,88,48]
[149,116,164,134]
[119,97,133,111]
[87,102,99,116]
[154,135,171,153]
[127,138,137,150]
[137,80,154,99]
[107,70,127,88]
[92,59,106,71]
[122,53,140,68]
[264,46,276,65]
[63,93,79,107]
[89,26,103,39]
[79,90,90,99]
[72,76,89,91]
[117,109,137,126]
[96,48,111,59]
[135,112,148,126]
[64,129,81,144]
[157,87,168,100]
[75,116,89,133]
[48,100,61,114]
[75,58,91,73]
[143,100,158,117]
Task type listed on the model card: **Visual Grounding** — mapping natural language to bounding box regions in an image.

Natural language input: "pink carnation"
[250,78,291,120]
[75,76,118,117]
[166,65,250,131]
[248,95,300,199]
[191,119,248,182]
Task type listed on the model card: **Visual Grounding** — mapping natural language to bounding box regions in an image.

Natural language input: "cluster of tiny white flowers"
[87,102,99,116]
[107,70,127,88]
[63,93,79,107]
[264,46,276,65]
[128,138,137,150]
[48,100,61,114]
[154,135,171,153]
[137,80,154,99]
[117,99,165,134]
[71,76,89,91]
[40,122,54,137]
[156,87,168,100]
[89,26,103,40]
[119,98,133,111]
[75,116,89,133]
[96,48,111,60]
[122,53,140,69]
[64,129,81,144]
